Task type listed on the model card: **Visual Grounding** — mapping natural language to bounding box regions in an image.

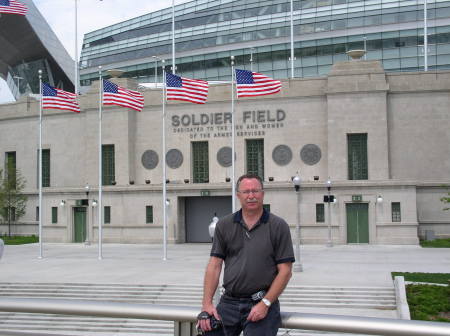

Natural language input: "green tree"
[441,191,450,211]
[441,192,450,210]
[0,168,28,237]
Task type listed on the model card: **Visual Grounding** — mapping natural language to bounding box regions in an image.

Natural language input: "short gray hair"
[236,174,263,191]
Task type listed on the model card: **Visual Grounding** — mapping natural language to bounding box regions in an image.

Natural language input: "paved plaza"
[1,243,449,287]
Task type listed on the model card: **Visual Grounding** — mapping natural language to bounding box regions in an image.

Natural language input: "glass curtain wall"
[80,0,450,86]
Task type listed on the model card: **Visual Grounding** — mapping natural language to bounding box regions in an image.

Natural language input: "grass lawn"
[406,284,450,322]
[392,272,450,323]
[0,235,39,245]
[420,238,450,248]
[392,272,450,285]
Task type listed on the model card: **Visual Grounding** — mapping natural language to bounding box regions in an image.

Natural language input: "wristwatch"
[261,298,271,307]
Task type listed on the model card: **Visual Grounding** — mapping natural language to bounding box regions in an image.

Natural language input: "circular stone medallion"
[272,145,292,166]
[217,146,232,167]
[300,144,322,166]
[166,149,183,169]
[141,150,159,170]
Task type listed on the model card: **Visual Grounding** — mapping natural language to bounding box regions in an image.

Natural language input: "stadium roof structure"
[0,0,74,99]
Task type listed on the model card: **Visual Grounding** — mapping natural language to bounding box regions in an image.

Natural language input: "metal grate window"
[192,141,209,183]
[347,133,368,180]
[5,151,16,188]
[246,139,264,180]
[146,205,153,224]
[51,206,58,224]
[42,149,50,187]
[36,149,50,188]
[316,203,325,222]
[104,206,111,224]
[391,202,401,222]
[102,145,115,186]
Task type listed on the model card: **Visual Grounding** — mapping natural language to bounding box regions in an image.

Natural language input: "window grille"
[102,145,115,186]
[316,203,325,222]
[192,141,209,183]
[246,139,264,180]
[392,202,401,222]
[347,133,368,180]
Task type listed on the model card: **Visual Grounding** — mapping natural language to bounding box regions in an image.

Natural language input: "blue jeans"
[204,295,281,336]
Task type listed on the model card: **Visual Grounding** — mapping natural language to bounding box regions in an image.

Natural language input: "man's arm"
[247,262,292,322]
[199,256,223,331]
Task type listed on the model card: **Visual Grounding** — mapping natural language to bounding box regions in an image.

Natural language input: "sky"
[0,0,191,103]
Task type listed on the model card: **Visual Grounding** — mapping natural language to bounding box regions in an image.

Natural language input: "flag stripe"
[166,73,208,104]
[0,0,27,15]
[42,84,80,113]
[235,69,282,98]
[102,80,144,112]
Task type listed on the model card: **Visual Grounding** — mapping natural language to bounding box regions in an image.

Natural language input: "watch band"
[261,298,271,307]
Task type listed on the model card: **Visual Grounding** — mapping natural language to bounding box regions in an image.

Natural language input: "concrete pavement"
[1,243,449,287]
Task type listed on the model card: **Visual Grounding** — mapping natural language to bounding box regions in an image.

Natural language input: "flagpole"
[162,60,168,261]
[424,0,428,72]
[172,0,176,75]
[98,66,103,260]
[74,0,78,94]
[38,69,43,259]
[230,56,236,212]
[290,0,295,79]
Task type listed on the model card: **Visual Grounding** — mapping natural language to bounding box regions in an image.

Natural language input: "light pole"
[13,76,23,96]
[424,0,428,71]
[363,36,367,60]
[292,172,303,272]
[85,184,90,245]
[250,47,255,72]
[152,56,161,87]
[326,179,333,247]
[290,0,295,79]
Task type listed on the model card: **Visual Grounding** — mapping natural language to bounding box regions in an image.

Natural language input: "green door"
[346,203,369,244]
[74,207,87,243]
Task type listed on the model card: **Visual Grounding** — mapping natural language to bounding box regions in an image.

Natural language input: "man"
[198,174,295,336]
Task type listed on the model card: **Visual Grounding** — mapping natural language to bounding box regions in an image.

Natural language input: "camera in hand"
[197,311,223,335]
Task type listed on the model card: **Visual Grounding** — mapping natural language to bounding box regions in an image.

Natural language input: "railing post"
[174,321,197,336]
[394,276,411,320]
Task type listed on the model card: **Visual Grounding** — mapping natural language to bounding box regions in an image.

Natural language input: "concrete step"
[0,283,396,308]
[0,282,395,336]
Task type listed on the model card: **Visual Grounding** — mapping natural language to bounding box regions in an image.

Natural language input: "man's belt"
[224,289,266,301]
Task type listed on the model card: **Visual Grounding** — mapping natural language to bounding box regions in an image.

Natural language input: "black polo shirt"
[210,208,295,297]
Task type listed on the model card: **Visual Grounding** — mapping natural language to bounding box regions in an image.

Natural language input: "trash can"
[425,230,435,241]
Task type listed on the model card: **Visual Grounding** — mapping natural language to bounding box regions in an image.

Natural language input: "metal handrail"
[0,298,449,336]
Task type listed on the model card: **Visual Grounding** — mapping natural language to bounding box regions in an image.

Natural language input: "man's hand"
[199,256,223,331]
[247,301,269,322]
[198,303,221,332]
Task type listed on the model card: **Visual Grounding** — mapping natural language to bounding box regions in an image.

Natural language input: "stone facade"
[0,60,449,244]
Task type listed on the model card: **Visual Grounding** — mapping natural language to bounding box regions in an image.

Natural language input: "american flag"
[166,73,208,104]
[0,0,27,15]
[42,83,80,113]
[235,69,282,98]
[103,79,144,112]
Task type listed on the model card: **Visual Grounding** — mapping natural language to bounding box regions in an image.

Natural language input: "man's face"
[237,178,264,212]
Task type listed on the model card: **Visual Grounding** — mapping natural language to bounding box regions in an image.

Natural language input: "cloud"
[33,0,190,58]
